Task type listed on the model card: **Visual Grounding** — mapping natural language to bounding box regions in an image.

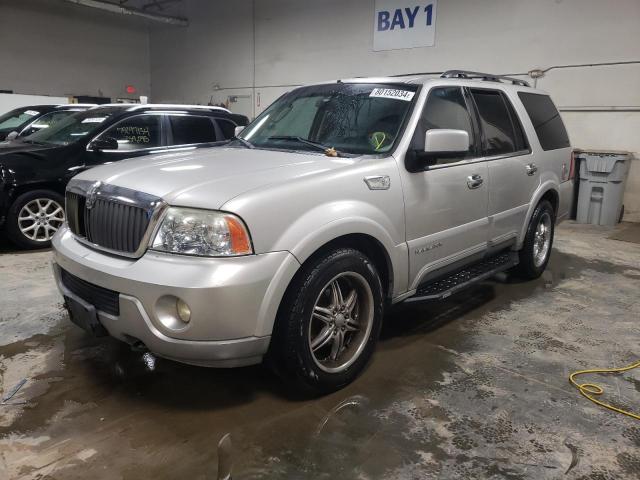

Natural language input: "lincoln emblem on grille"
[85,181,102,210]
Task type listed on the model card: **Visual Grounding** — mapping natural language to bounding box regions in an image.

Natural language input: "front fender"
[282,201,408,296]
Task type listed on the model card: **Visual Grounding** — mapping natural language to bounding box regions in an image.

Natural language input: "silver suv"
[52,71,574,394]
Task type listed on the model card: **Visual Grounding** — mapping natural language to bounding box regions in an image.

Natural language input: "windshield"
[19,109,84,137]
[0,107,42,131]
[24,108,120,146]
[239,83,419,155]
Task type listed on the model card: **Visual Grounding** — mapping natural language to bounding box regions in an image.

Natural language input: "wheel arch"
[296,233,394,303]
[517,182,559,249]
[8,181,67,206]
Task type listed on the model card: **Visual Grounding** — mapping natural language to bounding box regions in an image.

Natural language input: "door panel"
[487,154,539,243]
[403,86,489,290]
[404,160,489,289]
[468,88,538,244]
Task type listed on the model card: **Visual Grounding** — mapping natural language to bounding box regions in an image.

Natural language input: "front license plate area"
[65,296,108,337]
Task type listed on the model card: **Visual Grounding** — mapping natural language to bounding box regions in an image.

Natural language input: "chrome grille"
[65,180,164,257]
[84,199,150,253]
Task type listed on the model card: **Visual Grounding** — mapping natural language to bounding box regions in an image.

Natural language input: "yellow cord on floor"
[569,360,640,420]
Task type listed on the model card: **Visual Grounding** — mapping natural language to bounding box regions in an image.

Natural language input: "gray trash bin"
[576,151,631,226]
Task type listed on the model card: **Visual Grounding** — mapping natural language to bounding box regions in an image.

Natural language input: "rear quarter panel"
[507,88,573,244]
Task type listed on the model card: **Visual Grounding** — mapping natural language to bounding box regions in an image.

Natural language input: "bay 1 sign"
[373,0,437,51]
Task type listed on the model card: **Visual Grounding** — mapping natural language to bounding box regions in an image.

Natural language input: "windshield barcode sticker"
[24,110,40,116]
[369,88,415,101]
[82,117,107,123]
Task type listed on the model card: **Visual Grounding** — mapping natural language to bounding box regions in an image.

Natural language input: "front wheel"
[5,190,66,249]
[271,248,384,395]
[515,200,555,279]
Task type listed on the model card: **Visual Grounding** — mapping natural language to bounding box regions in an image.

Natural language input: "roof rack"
[440,70,531,87]
[55,103,97,108]
[90,104,231,113]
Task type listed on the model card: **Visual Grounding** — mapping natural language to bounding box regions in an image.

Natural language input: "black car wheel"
[271,248,384,395]
[6,190,65,249]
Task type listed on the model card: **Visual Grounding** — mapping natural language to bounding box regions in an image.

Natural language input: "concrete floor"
[1,222,639,479]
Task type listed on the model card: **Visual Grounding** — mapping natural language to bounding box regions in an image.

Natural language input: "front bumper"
[52,225,300,367]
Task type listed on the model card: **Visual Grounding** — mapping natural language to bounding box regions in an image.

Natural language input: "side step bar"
[405,251,519,303]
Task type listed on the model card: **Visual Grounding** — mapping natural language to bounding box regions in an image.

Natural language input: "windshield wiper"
[267,136,342,157]
[233,136,254,149]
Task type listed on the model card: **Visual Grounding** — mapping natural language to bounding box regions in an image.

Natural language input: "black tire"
[515,200,555,280]
[5,190,65,249]
[270,248,384,395]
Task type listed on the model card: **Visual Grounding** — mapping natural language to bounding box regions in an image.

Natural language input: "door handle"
[525,163,538,176]
[467,174,484,189]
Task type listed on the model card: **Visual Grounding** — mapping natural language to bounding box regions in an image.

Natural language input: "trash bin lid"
[575,150,631,174]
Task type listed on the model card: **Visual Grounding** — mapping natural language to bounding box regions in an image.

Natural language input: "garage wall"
[149,0,640,218]
[0,0,151,100]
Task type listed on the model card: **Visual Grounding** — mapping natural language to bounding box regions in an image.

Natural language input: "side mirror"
[234,126,245,137]
[406,129,470,172]
[424,129,469,155]
[6,131,18,141]
[89,137,118,152]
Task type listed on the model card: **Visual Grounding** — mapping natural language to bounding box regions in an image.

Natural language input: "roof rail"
[440,70,531,87]
[127,104,231,113]
[89,104,231,113]
[55,103,97,108]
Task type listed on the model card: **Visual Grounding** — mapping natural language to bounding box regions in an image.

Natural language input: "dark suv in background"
[0,104,95,141]
[0,104,249,248]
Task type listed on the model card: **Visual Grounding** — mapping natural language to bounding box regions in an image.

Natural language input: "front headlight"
[151,207,253,257]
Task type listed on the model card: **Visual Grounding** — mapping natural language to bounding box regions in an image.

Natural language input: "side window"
[169,115,217,145]
[412,87,475,165]
[470,89,525,156]
[503,94,529,152]
[216,118,238,140]
[102,115,162,151]
[517,92,570,151]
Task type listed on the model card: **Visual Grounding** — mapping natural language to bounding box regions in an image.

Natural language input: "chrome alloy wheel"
[18,198,65,242]
[308,272,374,373]
[533,211,552,267]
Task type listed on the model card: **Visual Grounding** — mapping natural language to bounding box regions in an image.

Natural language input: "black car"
[0,104,95,141]
[0,104,249,248]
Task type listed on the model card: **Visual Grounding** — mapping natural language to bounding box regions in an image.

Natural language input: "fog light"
[156,295,192,331]
[176,298,191,323]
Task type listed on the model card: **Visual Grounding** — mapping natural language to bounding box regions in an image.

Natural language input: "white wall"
[0,0,151,100]
[0,93,69,116]
[149,0,640,219]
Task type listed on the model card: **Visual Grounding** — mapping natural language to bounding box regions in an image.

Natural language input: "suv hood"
[74,147,357,209]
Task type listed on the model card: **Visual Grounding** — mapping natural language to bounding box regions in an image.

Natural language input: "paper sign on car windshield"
[369,88,415,101]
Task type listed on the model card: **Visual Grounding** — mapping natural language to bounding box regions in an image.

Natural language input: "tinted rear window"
[471,89,521,156]
[517,92,570,150]
[170,115,217,144]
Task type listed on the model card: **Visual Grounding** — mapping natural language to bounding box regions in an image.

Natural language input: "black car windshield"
[238,83,419,155]
[19,109,85,137]
[24,108,121,146]
[0,107,42,131]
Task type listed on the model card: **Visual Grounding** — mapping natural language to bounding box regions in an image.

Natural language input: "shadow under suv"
[0,104,249,248]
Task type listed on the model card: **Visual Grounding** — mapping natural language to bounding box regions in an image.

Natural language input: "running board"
[405,251,519,303]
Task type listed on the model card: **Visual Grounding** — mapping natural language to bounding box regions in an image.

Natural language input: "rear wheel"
[515,200,555,279]
[271,248,384,395]
[6,190,65,249]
